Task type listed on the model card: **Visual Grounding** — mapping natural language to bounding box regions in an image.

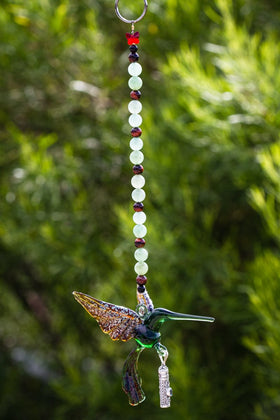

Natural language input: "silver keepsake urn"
[158,364,173,408]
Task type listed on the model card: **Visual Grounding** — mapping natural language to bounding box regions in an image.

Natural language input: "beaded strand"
[127,32,148,294]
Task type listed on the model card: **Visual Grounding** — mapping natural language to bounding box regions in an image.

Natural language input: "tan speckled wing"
[73,291,143,342]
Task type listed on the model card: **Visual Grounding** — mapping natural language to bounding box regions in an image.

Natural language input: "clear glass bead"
[130,138,143,151]
[131,174,145,188]
[131,188,146,201]
[130,150,144,164]
[128,100,142,114]
[128,76,143,90]
[129,114,142,127]
[133,224,147,237]
[133,211,146,224]
[134,248,148,262]
[134,261,148,275]
[128,62,142,76]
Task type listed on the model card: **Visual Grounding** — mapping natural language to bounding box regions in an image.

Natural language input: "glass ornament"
[128,53,139,62]
[128,100,142,114]
[135,238,146,248]
[128,76,143,90]
[129,44,138,53]
[134,261,148,275]
[134,248,148,261]
[133,164,144,174]
[136,275,147,285]
[132,188,146,202]
[130,138,143,151]
[133,224,147,238]
[130,90,141,99]
[128,63,142,76]
[131,175,145,188]
[129,114,142,127]
[133,202,144,212]
[131,127,142,137]
[133,211,146,224]
[130,150,144,164]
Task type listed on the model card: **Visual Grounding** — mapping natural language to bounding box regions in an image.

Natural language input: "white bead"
[130,138,143,151]
[131,175,145,188]
[133,224,147,237]
[134,261,148,275]
[131,188,146,201]
[128,76,143,90]
[128,100,142,114]
[128,63,142,76]
[134,248,148,262]
[129,114,142,127]
[133,211,146,224]
[130,150,144,164]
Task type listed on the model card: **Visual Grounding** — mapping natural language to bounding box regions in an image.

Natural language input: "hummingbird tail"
[122,346,146,406]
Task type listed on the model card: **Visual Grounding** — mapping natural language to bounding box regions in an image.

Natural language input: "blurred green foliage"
[1,0,280,419]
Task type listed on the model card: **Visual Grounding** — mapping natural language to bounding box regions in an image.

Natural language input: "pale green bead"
[131,188,146,201]
[134,248,148,262]
[130,137,143,151]
[131,174,145,188]
[133,224,147,237]
[128,63,142,76]
[134,261,148,275]
[133,211,146,224]
[129,114,142,127]
[128,100,142,114]
[130,150,144,164]
[128,76,143,90]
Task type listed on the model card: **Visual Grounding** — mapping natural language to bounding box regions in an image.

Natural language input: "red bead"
[133,202,144,212]
[133,165,144,174]
[130,90,141,100]
[126,32,140,45]
[131,127,142,137]
[136,275,147,285]
[135,238,145,248]
[128,53,139,62]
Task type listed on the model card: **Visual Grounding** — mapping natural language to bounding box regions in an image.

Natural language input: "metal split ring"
[115,0,148,24]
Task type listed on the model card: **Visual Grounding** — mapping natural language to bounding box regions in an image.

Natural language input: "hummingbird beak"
[147,308,215,330]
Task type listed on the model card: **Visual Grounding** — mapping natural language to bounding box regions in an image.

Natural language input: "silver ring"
[115,0,148,24]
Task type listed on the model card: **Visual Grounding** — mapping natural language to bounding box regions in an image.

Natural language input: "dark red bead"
[137,285,145,293]
[133,164,144,174]
[130,90,141,100]
[136,275,147,285]
[128,52,139,62]
[133,202,144,212]
[131,127,142,137]
[129,44,138,53]
[135,238,145,248]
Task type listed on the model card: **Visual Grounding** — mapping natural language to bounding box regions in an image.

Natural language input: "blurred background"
[1,0,280,418]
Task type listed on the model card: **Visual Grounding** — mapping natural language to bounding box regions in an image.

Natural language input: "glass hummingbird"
[73,289,214,406]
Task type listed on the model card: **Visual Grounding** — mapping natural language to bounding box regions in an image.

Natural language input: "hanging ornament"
[73,0,215,408]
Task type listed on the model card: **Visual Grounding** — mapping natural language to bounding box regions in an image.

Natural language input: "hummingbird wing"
[73,291,143,342]
[122,345,145,406]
